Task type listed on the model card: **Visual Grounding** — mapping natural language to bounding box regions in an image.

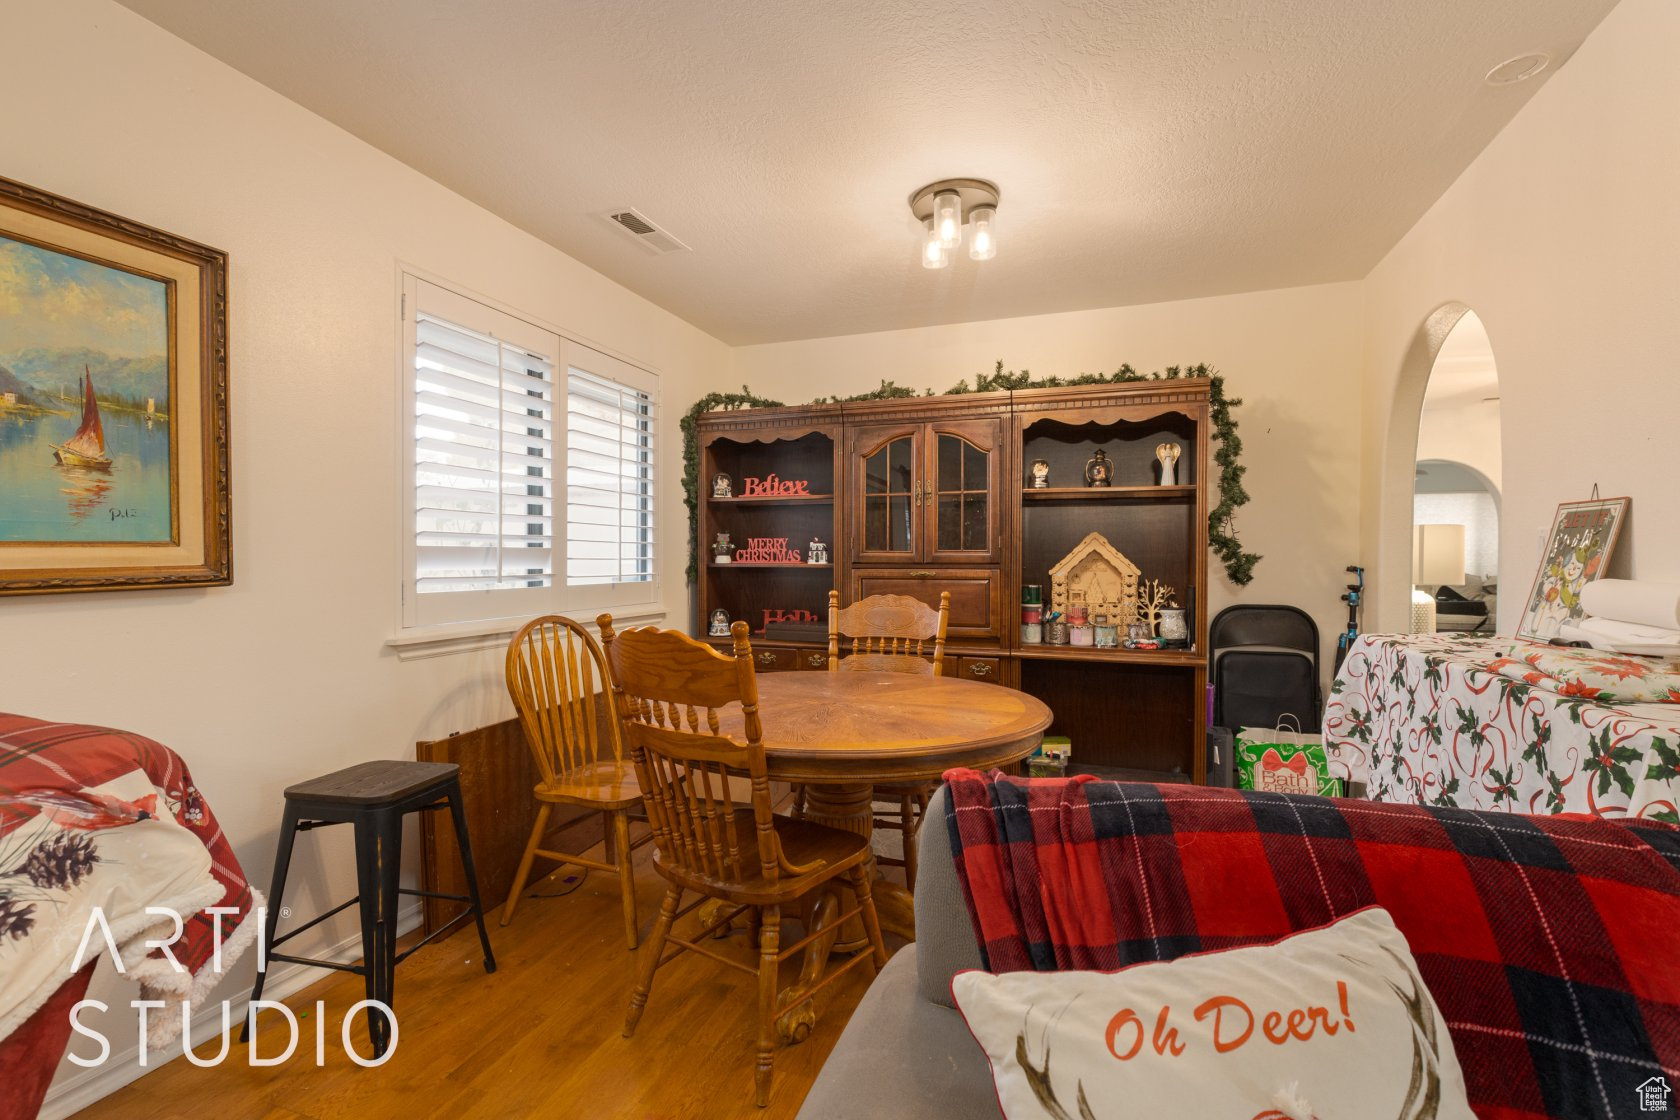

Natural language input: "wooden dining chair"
[599,615,887,1109]
[503,614,645,948]
[825,589,949,889]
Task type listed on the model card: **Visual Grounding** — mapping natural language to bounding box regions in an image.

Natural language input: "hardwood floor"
[75,841,902,1120]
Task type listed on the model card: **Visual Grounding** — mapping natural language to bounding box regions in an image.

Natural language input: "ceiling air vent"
[602,207,691,255]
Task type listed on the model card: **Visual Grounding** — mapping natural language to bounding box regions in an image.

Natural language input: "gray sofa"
[796,784,995,1119]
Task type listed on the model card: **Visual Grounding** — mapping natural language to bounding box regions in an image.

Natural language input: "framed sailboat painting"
[0,175,229,594]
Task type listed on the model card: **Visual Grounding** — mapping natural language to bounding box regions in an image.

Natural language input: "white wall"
[731,282,1367,667]
[1361,0,1680,632]
[0,0,728,1103]
[1417,400,1503,497]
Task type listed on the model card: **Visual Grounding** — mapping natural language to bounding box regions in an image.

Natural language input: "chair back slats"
[600,617,779,885]
[506,615,620,784]
[828,590,951,676]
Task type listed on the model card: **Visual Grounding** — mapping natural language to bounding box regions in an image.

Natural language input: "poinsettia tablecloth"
[0,713,260,1048]
[1324,634,1680,822]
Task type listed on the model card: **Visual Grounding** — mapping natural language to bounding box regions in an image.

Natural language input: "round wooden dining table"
[713,669,1051,1038]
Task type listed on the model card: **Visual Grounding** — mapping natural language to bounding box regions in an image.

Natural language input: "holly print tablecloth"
[1324,633,1680,822]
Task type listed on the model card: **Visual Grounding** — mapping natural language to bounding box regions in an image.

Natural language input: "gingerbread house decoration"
[1049,531,1141,625]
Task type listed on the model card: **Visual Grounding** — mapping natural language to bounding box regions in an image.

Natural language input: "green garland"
[681,362,1259,585]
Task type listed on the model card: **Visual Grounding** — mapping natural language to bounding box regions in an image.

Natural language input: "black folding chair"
[1209,605,1323,735]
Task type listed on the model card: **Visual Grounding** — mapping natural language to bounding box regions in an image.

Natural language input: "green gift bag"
[1235,716,1342,797]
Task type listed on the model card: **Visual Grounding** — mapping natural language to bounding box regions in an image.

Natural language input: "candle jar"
[1094,614,1119,648]
[1070,624,1095,647]
[1159,608,1189,645]
[1021,603,1043,625]
[1020,622,1044,645]
[1022,584,1043,605]
[1047,619,1071,645]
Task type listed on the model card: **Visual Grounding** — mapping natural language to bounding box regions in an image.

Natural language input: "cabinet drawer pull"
[757,652,780,666]
[806,654,827,668]
[968,662,995,677]
[907,570,935,578]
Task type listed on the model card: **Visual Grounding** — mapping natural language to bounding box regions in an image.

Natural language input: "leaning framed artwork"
[1515,496,1630,640]
[0,175,229,595]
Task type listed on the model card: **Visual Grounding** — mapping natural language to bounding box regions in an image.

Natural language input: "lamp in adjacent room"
[910,179,1001,268]
[1411,523,1466,634]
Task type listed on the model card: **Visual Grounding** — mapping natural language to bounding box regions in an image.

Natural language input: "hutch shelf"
[693,379,1212,783]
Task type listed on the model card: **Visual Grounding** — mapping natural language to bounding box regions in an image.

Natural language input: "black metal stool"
[243,760,496,1058]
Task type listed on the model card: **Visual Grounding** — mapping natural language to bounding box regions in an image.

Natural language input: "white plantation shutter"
[414,313,555,593]
[402,277,659,628]
[566,348,656,591]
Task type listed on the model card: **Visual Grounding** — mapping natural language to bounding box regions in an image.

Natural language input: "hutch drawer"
[749,646,800,673]
[955,656,1004,683]
[850,566,1002,643]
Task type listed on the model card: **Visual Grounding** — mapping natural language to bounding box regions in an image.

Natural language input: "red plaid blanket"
[943,769,1680,1120]
[0,713,258,1049]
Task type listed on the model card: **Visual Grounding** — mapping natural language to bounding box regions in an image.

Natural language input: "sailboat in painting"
[52,368,113,470]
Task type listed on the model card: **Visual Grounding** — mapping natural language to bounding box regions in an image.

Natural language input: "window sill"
[387,604,672,662]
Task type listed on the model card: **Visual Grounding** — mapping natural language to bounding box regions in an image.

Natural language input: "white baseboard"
[39,903,423,1120]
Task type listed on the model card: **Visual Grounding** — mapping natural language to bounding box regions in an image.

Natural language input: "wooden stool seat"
[243,759,496,1060]
[283,759,460,805]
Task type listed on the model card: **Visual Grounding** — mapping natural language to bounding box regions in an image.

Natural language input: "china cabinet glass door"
[853,425,921,562]
[926,420,1001,564]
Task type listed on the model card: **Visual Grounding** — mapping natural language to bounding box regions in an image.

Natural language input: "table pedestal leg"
[800,782,916,942]
[770,782,916,1043]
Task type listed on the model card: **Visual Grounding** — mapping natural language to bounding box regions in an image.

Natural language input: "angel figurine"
[1154,442,1181,486]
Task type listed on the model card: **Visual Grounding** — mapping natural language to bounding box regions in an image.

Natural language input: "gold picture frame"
[0,175,229,594]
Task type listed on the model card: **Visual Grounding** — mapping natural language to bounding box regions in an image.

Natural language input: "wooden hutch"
[694,379,1212,783]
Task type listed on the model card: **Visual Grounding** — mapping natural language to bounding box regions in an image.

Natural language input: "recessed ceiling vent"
[1485,53,1549,85]
[601,207,691,255]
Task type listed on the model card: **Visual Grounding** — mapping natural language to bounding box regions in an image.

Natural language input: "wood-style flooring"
[74,841,903,1120]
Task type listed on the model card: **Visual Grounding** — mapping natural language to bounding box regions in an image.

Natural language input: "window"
[402,277,658,628]
[566,363,655,588]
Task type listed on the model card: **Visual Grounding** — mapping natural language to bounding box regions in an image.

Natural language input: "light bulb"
[921,218,947,269]
[968,205,997,261]
[934,190,962,250]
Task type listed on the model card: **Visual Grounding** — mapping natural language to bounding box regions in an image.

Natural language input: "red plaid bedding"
[0,713,258,1049]
[943,768,1680,1120]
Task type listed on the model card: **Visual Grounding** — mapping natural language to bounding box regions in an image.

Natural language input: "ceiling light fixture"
[910,179,1001,269]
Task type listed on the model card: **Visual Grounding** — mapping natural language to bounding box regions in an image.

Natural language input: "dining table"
[713,669,1052,1041]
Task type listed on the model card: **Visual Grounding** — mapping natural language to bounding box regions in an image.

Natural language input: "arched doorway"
[1380,305,1504,633]
[1412,311,1500,632]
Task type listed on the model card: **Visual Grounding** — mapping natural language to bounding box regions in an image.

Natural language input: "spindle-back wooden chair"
[824,589,950,889]
[503,614,646,948]
[826,589,950,674]
[600,615,887,1109]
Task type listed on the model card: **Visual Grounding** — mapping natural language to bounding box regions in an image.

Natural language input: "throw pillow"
[952,907,1474,1120]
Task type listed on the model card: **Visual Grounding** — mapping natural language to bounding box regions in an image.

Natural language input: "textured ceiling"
[119,0,1617,345]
